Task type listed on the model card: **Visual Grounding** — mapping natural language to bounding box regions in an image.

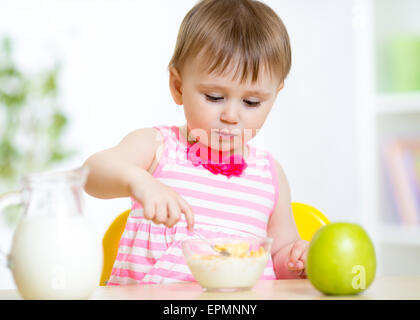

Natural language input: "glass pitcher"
[0,166,103,300]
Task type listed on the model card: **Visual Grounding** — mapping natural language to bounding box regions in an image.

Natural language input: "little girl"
[84,0,309,286]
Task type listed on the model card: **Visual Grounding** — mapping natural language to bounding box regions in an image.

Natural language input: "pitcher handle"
[0,191,23,269]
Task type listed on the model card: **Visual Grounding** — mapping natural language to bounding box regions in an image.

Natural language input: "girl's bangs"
[197,43,280,84]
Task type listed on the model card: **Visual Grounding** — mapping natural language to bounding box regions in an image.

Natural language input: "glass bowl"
[181,236,272,292]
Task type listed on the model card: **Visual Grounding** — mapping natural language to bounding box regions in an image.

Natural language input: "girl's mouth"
[217,131,237,141]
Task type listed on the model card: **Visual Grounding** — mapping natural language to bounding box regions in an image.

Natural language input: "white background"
[0,0,362,288]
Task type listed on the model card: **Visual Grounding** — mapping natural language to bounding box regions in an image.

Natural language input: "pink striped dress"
[107,125,279,285]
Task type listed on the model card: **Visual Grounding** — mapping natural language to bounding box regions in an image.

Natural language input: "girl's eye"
[205,94,224,102]
[244,99,261,107]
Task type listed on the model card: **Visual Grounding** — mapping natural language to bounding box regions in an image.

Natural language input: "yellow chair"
[99,202,329,285]
[100,209,131,286]
[291,202,330,241]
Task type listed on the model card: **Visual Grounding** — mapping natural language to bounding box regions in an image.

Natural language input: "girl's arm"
[267,159,309,279]
[83,128,161,199]
[83,127,194,230]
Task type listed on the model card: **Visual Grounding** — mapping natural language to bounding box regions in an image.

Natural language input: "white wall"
[0,0,361,289]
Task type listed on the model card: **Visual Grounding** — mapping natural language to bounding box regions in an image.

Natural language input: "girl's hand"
[286,240,309,279]
[129,171,195,230]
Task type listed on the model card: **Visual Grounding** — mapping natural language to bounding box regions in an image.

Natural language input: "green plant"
[0,36,75,226]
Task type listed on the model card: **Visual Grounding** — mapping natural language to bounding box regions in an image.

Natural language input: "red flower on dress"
[186,142,247,179]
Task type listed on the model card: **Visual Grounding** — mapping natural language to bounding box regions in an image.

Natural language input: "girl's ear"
[169,67,183,105]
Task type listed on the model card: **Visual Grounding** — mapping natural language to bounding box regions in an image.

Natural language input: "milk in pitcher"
[10,214,102,300]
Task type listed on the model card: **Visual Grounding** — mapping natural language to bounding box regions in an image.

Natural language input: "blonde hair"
[168,0,291,84]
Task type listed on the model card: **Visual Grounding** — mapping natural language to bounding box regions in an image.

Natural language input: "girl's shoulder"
[116,127,165,174]
[146,125,180,175]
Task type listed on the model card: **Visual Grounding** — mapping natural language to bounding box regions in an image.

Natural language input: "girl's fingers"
[141,195,193,230]
[289,261,307,279]
[288,240,310,272]
[288,241,305,264]
[166,201,181,228]
[153,202,168,224]
[178,198,195,231]
[143,202,156,220]
[294,260,304,269]
[297,266,307,278]
[288,259,305,271]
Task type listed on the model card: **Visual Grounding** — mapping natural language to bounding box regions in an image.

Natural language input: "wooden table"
[1,275,419,300]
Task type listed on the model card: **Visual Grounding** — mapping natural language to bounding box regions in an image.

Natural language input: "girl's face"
[169,56,283,155]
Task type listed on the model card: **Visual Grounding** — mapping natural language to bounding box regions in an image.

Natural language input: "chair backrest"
[100,202,329,285]
[291,202,330,241]
[100,209,130,286]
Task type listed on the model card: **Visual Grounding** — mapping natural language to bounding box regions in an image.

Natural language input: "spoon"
[193,231,231,257]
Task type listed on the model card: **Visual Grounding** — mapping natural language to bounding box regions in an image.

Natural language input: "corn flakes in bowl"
[181,236,272,292]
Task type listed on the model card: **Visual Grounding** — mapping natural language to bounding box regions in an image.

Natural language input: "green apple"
[306,222,376,295]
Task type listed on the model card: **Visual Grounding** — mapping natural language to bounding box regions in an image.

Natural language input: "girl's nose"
[220,103,239,124]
